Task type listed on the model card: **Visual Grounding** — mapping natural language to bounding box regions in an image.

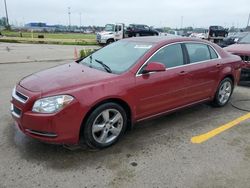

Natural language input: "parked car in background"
[155,28,168,36]
[219,32,248,47]
[208,26,228,37]
[126,24,159,37]
[224,33,250,84]
[11,37,242,149]
[190,32,208,39]
[167,30,182,36]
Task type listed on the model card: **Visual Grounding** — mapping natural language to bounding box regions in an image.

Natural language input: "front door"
[133,43,191,120]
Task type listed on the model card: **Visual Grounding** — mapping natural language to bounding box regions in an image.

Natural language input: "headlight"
[32,95,74,113]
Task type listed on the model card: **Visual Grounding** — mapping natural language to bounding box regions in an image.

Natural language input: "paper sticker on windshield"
[134,45,152,49]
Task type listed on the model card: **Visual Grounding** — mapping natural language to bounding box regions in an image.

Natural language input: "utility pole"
[68,7,71,29]
[4,0,10,28]
[247,13,250,28]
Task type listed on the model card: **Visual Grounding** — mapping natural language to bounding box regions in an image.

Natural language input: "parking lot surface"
[0,43,250,188]
[0,42,97,64]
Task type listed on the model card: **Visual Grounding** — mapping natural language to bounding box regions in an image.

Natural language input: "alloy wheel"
[218,81,232,105]
[92,109,123,144]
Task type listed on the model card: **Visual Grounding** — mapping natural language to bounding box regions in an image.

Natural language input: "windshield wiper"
[94,59,112,73]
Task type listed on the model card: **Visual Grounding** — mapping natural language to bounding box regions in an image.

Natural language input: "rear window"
[185,43,211,63]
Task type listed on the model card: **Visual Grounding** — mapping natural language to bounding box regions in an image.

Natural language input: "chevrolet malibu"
[11,37,242,149]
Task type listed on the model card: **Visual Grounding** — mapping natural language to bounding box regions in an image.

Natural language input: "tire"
[106,39,114,45]
[212,78,233,107]
[83,102,127,149]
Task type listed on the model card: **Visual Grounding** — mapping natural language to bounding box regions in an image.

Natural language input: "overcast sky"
[1,0,250,28]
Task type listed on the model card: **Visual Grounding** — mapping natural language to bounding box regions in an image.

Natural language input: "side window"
[209,46,218,59]
[148,44,184,68]
[118,25,122,31]
[186,43,211,63]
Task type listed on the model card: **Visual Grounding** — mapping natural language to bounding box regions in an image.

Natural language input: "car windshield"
[238,33,250,44]
[79,40,153,74]
[104,24,115,32]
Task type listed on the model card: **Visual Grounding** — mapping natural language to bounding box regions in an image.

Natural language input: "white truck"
[96,23,126,45]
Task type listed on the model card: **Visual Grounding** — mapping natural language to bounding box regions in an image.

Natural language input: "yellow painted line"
[191,113,250,144]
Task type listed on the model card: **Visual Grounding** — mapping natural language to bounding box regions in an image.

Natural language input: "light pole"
[247,13,250,28]
[68,7,71,29]
[181,16,183,29]
[79,12,82,27]
[4,0,10,28]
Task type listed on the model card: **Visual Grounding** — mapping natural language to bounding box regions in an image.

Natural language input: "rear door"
[184,42,221,103]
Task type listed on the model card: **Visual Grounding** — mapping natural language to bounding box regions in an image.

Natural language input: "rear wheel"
[212,78,233,107]
[83,103,127,149]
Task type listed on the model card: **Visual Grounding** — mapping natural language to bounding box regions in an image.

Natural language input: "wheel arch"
[222,74,235,87]
[79,98,133,142]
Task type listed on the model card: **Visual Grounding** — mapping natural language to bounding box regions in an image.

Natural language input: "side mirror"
[142,62,166,74]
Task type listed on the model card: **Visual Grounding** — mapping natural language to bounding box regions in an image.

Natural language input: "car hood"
[224,44,250,56]
[19,62,116,94]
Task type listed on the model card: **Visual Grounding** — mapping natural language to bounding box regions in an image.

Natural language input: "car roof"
[123,36,207,44]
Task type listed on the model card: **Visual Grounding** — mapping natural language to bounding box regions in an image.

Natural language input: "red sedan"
[11,37,242,148]
[224,32,250,83]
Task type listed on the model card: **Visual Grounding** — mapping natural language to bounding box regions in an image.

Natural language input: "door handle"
[216,64,222,68]
[179,71,188,75]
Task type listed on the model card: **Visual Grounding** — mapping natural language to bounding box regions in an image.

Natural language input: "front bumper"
[10,85,85,145]
[96,38,107,44]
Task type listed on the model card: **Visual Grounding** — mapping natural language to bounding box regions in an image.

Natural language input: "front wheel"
[106,39,114,45]
[83,103,127,149]
[212,78,233,107]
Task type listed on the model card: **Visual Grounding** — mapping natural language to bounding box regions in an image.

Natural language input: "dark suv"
[126,24,159,37]
[209,26,228,37]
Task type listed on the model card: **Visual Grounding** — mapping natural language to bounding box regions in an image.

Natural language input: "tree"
[0,17,7,26]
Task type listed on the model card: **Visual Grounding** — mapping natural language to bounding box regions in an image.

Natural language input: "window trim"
[136,41,221,77]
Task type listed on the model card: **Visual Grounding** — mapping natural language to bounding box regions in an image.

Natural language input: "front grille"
[16,91,28,102]
[96,34,101,41]
[13,106,21,115]
[12,87,29,103]
[11,104,22,118]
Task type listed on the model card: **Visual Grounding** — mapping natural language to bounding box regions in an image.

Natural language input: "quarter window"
[209,46,218,59]
[185,43,211,63]
[147,44,184,68]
